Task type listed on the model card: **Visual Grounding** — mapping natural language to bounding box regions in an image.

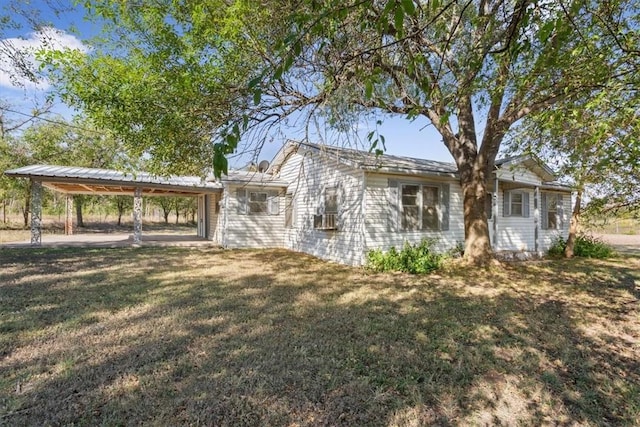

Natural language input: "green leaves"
[401,0,416,16]
[365,80,374,99]
[42,0,276,176]
[253,88,262,106]
[394,6,405,37]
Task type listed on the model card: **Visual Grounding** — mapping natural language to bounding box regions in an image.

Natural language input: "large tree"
[46,0,638,264]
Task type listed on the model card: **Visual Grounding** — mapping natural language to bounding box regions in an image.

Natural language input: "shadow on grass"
[1,248,639,425]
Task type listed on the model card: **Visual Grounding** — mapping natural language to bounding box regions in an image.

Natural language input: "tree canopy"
[44,0,640,263]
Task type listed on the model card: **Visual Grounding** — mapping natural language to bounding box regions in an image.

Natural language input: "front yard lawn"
[1,247,639,425]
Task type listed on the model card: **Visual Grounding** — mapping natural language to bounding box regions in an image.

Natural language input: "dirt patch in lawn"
[1,248,639,426]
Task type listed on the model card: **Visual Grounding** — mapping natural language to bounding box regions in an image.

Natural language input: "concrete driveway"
[0,233,219,249]
[594,233,640,256]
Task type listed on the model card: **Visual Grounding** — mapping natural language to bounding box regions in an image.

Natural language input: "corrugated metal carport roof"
[4,164,223,196]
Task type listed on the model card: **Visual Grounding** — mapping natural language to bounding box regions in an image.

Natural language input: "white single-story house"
[5,141,572,264]
[214,141,571,265]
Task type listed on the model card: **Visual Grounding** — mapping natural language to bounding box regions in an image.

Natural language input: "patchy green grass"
[1,247,639,426]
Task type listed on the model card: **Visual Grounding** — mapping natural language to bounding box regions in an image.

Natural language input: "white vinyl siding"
[223,185,286,248]
[496,166,541,186]
[278,150,365,266]
[208,193,221,241]
[495,188,570,253]
[495,189,535,251]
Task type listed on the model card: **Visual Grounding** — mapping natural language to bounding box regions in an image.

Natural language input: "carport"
[4,165,222,245]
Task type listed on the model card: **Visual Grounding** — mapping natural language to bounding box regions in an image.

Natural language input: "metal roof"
[270,141,571,190]
[297,142,459,177]
[4,165,222,196]
[218,170,289,187]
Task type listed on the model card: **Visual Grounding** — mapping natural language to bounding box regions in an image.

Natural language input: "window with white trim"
[511,192,523,216]
[237,188,279,216]
[249,191,268,214]
[314,186,338,230]
[503,190,530,217]
[400,184,440,231]
[546,194,558,229]
[541,192,563,230]
[325,187,338,215]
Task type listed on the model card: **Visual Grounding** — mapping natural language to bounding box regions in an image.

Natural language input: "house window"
[542,192,563,230]
[401,184,420,230]
[314,186,338,230]
[510,192,523,216]
[237,188,279,215]
[546,194,558,229]
[422,186,439,230]
[503,190,529,217]
[401,184,440,231]
[249,191,268,214]
[326,187,338,215]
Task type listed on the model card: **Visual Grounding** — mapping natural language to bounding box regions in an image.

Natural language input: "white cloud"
[0,26,88,90]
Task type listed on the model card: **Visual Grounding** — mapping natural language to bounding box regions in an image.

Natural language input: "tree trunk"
[436,93,504,265]
[163,210,169,224]
[445,130,497,265]
[564,189,582,258]
[22,196,29,227]
[117,199,125,226]
[460,173,493,264]
[22,182,31,227]
[75,199,84,228]
[2,199,6,223]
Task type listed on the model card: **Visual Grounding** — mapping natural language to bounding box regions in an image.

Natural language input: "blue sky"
[1,1,456,168]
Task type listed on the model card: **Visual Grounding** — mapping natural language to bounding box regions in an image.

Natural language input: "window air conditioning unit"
[313,213,337,230]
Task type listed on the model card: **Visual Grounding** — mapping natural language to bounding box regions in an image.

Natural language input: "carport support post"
[65,194,73,235]
[133,187,142,244]
[30,180,42,246]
